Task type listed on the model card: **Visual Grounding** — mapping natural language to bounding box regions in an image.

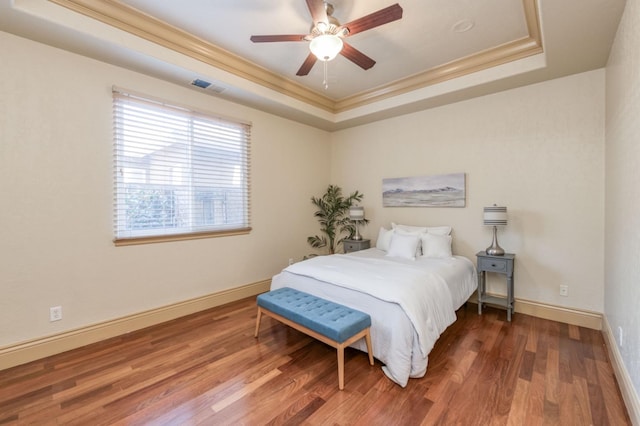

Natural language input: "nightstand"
[476,251,516,321]
[343,239,370,253]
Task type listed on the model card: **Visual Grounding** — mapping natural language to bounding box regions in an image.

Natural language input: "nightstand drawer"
[478,257,508,273]
[343,239,370,253]
[344,242,359,252]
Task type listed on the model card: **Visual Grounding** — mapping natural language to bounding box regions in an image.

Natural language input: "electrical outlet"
[618,326,624,347]
[49,306,62,322]
[559,285,568,297]
[288,258,294,266]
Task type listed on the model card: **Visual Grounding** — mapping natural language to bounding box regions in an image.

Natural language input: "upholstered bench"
[254,287,374,390]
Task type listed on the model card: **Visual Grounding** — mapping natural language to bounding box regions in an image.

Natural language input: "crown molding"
[47,0,335,112]
[335,36,543,112]
[336,0,543,112]
[47,0,543,115]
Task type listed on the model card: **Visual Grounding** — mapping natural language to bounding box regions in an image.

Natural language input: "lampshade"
[483,205,507,226]
[349,206,365,221]
[310,34,344,61]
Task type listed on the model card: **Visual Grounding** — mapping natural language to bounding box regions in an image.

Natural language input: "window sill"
[114,227,251,246]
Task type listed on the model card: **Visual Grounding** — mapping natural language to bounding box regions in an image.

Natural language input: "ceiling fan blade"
[296,53,318,76]
[250,35,308,43]
[340,42,376,70]
[306,0,328,26]
[341,3,403,36]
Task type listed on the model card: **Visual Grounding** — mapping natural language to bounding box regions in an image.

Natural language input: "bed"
[270,240,477,387]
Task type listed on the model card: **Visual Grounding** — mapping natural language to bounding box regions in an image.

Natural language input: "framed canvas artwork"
[382,173,466,207]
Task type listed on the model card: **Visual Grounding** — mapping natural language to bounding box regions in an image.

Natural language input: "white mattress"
[270,248,477,387]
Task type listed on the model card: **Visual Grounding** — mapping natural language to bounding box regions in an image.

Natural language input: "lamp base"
[485,246,505,256]
[353,223,362,240]
[486,225,505,256]
[352,221,362,240]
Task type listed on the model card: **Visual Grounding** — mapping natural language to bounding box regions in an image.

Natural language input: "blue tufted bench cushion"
[256,287,371,343]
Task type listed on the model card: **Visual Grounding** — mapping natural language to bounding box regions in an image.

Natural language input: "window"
[113,88,251,245]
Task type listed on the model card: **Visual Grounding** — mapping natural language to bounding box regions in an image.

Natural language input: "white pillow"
[376,227,394,251]
[386,232,420,260]
[391,222,452,236]
[391,223,427,234]
[391,223,427,256]
[394,230,424,257]
[421,233,453,258]
[426,226,452,236]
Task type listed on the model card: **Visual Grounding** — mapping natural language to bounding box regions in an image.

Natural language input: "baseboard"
[0,287,609,371]
[602,316,640,425]
[468,293,603,330]
[0,279,271,371]
[514,298,603,330]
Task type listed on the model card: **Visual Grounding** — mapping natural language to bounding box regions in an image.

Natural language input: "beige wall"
[0,24,619,374]
[331,69,605,312]
[605,0,640,403]
[0,32,331,347]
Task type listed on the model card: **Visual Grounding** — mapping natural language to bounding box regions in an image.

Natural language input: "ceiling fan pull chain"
[323,60,329,90]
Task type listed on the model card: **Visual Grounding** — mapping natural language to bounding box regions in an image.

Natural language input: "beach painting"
[382,173,466,207]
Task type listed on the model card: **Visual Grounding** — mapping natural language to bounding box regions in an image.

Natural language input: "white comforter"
[270,248,477,387]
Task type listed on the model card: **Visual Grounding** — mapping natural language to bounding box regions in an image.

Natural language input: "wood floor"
[0,297,631,425]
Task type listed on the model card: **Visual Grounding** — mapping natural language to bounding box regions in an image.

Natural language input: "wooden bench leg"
[254,307,262,338]
[337,344,345,390]
[255,305,372,390]
[365,330,374,366]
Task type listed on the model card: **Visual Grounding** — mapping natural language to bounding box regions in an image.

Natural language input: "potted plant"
[307,185,369,254]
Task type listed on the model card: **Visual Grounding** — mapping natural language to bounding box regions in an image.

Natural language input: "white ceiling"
[0,0,626,130]
[120,0,530,98]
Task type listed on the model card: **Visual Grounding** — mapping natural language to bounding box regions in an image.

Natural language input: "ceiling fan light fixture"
[310,34,343,61]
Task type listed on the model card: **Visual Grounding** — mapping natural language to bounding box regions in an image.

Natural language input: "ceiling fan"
[250,0,403,77]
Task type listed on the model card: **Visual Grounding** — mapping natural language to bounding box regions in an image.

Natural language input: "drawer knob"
[491,263,496,267]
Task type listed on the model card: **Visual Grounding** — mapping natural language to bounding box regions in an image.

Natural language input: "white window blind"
[113,88,251,244]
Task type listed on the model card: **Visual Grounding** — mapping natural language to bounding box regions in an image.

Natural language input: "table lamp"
[484,205,507,256]
[349,206,365,241]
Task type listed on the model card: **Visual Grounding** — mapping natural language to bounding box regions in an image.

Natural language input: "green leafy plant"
[307,185,369,254]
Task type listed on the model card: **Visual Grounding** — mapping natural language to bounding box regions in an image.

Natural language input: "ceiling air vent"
[190,78,226,94]
[191,78,211,89]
